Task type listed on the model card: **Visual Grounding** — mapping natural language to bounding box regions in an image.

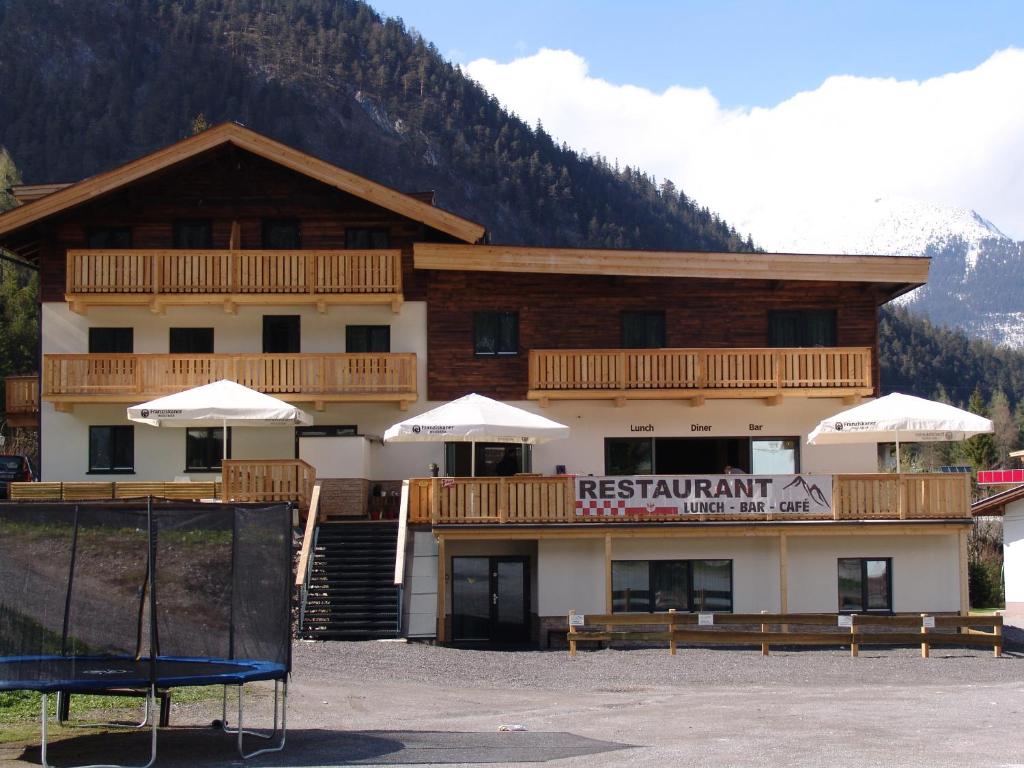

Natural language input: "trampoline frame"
[0,498,292,768]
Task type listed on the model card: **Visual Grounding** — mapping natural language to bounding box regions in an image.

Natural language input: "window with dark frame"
[262,219,301,250]
[346,325,391,353]
[611,559,733,613]
[88,327,133,354]
[88,426,134,473]
[473,312,518,356]
[837,557,892,612]
[262,315,301,353]
[86,227,132,248]
[169,328,214,354]
[345,228,390,249]
[768,310,837,347]
[173,219,213,249]
[621,311,666,348]
[186,427,230,472]
[604,437,654,475]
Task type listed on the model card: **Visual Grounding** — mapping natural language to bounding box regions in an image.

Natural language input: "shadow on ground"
[14,727,633,765]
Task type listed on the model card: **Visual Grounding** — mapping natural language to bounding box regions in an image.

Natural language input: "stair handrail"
[394,480,410,587]
[295,482,322,632]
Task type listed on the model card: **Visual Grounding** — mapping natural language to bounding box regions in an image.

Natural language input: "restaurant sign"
[575,474,833,517]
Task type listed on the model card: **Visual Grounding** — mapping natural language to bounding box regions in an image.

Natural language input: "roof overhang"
[971,484,1024,517]
[0,123,486,245]
[414,243,929,300]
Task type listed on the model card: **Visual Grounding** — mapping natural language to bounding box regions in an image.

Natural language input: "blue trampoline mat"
[0,655,287,693]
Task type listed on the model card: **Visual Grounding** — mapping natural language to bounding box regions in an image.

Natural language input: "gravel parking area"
[5,638,1024,767]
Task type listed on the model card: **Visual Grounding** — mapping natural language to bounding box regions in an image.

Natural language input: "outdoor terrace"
[528,347,874,405]
[65,248,404,314]
[42,353,417,411]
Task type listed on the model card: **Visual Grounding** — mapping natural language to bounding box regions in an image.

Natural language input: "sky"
[371,1,1024,250]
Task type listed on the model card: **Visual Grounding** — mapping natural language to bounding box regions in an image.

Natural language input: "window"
[605,437,654,475]
[173,219,213,248]
[86,227,132,248]
[612,560,733,613]
[88,327,133,354]
[750,438,800,474]
[169,328,214,354]
[768,310,837,347]
[838,558,892,612]
[474,312,518,356]
[346,325,391,353]
[621,311,666,348]
[263,315,300,353]
[345,228,390,249]
[262,219,301,249]
[89,426,134,473]
[444,442,531,477]
[186,427,230,472]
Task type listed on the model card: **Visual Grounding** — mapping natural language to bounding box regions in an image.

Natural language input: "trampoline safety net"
[0,499,291,687]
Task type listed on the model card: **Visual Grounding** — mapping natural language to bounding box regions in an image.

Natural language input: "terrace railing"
[42,353,417,409]
[406,473,970,525]
[65,249,403,312]
[4,374,39,416]
[223,459,316,510]
[528,347,873,402]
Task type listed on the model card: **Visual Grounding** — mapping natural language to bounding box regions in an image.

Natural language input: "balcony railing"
[4,375,39,414]
[42,353,417,410]
[528,347,873,403]
[65,249,403,313]
[407,474,970,525]
[223,459,316,510]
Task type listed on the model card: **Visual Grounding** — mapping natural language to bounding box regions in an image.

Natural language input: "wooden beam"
[436,535,447,643]
[604,534,613,615]
[413,243,930,287]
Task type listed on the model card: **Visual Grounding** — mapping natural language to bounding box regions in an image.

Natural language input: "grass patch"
[969,607,1004,615]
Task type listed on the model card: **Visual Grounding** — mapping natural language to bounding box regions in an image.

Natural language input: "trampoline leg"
[40,686,159,768]
[235,680,287,759]
[56,689,153,730]
[220,680,280,740]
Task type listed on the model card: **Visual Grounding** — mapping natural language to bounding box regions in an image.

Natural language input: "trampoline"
[0,498,292,768]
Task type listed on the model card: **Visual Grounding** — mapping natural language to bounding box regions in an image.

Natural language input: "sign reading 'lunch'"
[575,475,833,517]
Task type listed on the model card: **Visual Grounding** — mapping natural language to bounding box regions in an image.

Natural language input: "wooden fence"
[567,610,1002,657]
[222,459,316,510]
[4,375,39,414]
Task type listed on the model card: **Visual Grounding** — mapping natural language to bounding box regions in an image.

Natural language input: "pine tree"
[0,147,22,212]
[962,389,999,470]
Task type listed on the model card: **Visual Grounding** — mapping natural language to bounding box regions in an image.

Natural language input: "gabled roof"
[0,122,486,244]
[972,484,1024,517]
[413,243,929,299]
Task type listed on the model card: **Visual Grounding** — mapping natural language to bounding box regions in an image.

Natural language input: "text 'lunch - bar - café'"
[0,123,968,646]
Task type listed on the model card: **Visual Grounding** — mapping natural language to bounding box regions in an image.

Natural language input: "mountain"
[0,0,752,253]
[779,198,1024,348]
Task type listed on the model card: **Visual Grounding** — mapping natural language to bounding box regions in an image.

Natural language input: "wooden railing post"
[669,608,677,656]
[920,613,930,659]
[430,478,440,524]
[498,477,509,523]
[568,611,578,657]
[850,614,859,658]
[152,252,161,296]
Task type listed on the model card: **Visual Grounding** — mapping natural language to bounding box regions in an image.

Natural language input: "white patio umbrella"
[127,379,313,462]
[383,393,570,476]
[807,392,993,472]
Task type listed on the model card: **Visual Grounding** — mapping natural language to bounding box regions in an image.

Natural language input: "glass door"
[451,556,530,643]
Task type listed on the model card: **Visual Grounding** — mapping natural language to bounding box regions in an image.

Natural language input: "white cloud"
[465,48,1024,250]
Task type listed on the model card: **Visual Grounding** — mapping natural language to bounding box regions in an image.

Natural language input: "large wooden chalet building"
[0,123,970,646]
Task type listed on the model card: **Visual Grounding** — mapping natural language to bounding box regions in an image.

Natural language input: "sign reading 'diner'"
[575,475,833,517]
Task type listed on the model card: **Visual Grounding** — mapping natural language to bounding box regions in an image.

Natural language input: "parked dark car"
[0,455,35,498]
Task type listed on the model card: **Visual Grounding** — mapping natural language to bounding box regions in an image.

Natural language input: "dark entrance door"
[451,556,529,643]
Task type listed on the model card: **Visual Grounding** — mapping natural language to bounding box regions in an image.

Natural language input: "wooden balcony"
[528,347,873,405]
[42,353,417,411]
[4,375,39,427]
[65,248,403,314]
[407,474,970,525]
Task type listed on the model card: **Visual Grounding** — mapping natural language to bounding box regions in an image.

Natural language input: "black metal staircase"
[299,521,401,640]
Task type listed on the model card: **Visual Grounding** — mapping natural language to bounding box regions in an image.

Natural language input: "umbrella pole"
[895,430,901,474]
[223,417,228,463]
[471,441,476,478]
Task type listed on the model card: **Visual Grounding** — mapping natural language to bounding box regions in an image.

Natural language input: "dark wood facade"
[425,270,880,401]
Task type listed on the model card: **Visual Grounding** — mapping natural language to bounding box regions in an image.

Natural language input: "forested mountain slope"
[0,0,752,251]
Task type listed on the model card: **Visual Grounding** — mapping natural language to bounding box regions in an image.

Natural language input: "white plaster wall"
[299,436,370,478]
[1003,501,1024,614]
[537,539,606,616]
[787,533,961,613]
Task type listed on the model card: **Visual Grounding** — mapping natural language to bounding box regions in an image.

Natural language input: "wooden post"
[994,612,1003,658]
[920,613,930,659]
[958,529,970,624]
[850,614,859,658]
[778,533,789,631]
[430,478,440,525]
[604,534,613,615]
[498,477,508,523]
[760,609,769,656]
[436,536,447,644]
[669,609,677,656]
[568,611,578,657]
